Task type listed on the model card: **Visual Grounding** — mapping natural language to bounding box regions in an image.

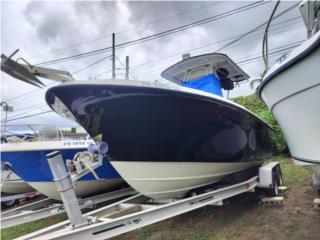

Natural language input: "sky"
[0,0,307,128]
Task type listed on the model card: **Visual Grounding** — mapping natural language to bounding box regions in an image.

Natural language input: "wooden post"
[125,56,129,80]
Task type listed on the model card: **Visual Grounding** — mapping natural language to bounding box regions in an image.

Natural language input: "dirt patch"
[111,158,320,240]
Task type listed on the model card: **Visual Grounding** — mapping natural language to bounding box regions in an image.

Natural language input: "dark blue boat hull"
[46,84,276,164]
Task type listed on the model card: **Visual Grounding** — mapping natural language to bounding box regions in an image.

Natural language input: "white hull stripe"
[1,140,92,152]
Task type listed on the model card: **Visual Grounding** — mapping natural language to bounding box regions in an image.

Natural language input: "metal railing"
[1,124,88,143]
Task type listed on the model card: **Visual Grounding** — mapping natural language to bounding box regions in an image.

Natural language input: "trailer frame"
[1,188,136,229]
[15,161,283,240]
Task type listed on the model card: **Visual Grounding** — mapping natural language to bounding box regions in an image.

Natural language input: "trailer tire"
[267,171,279,197]
[2,199,16,208]
[275,166,283,187]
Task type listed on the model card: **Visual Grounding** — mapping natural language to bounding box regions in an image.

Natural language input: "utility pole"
[125,56,129,80]
[1,101,13,135]
[112,33,116,79]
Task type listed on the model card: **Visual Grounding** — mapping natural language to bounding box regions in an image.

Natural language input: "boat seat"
[184,66,211,82]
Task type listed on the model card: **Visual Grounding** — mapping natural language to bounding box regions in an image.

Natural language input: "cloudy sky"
[1,0,306,128]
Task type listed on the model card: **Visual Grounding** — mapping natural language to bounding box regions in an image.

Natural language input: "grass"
[1,213,67,240]
[1,155,314,240]
[138,226,156,240]
[187,231,214,240]
[273,155,312,187]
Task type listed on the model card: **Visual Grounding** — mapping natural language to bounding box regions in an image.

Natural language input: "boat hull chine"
[110,161,260,200]
[28,179,123,200]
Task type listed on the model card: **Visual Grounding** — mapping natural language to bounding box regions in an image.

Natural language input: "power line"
[132,16,302,70]
[5,105,48,120]
[72,55,111,75]
[235,41,303,62]
[3,83,56,103]
[13,103,45,112]
[29,2,220,60]
[237,47,297,67]
[4,110,52,122]
[36,1,269,66]
[238,52,285,66]
[214,2,299,53]
[134,3,302,77]
[140,40,301,78]
[137,23,304,78]
[89,69,112,80]
[236,42,302,64]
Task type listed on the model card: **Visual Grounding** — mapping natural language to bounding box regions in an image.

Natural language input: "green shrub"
[232,94,287,153]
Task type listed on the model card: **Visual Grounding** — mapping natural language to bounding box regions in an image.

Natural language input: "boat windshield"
[161,53,249,97]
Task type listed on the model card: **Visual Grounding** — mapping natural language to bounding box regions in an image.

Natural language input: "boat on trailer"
[1,125,123,200]
[13,160,283,240]
[44,53,277,200]
[258,0,320,190]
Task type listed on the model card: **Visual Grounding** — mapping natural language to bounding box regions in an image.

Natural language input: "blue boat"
[1,125,123,200]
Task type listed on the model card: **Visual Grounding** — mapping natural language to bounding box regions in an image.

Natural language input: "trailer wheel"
[267,171,279,197]
[2,199,16,208]
[275,166,284,187]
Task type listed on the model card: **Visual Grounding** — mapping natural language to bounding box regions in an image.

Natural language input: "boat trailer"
[11,149,284,240]
[1,188,136,229]
[1,191,40,208]
[1,164,40,208]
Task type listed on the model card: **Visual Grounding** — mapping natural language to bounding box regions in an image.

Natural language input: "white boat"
[44,53,276,200]
[258,0,320,188]
[1,169,34,194]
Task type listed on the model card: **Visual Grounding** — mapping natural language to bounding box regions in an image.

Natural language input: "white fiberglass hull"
[27,179,123,200]
[1,171,35,194]
[259,32,320,187]
[260,32,320,165]
[110,161,260,200]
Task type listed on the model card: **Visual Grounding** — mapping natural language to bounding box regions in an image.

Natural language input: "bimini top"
[161,53,249,84]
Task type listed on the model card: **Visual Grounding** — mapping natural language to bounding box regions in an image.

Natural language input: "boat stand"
[1,188,136,229]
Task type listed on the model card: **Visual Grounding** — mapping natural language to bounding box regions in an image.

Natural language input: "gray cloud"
[126,1,205,26]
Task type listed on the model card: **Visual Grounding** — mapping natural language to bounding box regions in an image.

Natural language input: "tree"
[249,70,267,90]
